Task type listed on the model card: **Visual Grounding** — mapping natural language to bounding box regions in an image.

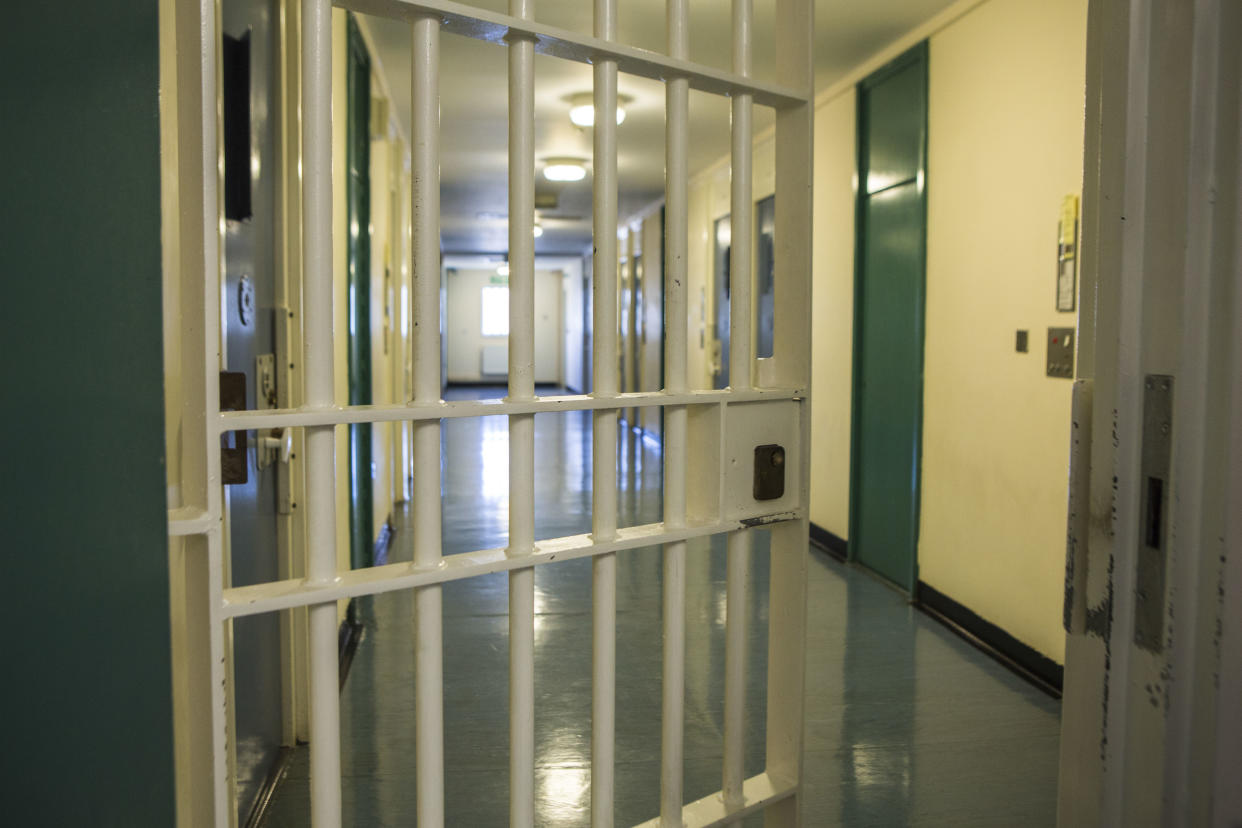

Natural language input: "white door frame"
[1058,0,1242,824]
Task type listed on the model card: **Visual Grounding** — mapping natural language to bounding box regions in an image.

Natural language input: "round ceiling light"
[542,158,588,182]
[533,223,544,238]
[567,92,631,128]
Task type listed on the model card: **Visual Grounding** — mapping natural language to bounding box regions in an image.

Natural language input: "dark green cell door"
[848,43,928,592]
[347,15,373,570]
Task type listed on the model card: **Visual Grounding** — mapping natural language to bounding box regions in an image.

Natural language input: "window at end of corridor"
[481,285,508,336]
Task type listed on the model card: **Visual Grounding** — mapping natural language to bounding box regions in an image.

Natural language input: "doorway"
[848,43,929,593]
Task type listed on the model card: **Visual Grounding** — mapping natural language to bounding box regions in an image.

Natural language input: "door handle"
[259,428,293,464]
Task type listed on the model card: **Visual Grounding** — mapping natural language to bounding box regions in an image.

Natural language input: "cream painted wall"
[807,89,857,540]
[563,261,585,393]
[920,0,1087,663]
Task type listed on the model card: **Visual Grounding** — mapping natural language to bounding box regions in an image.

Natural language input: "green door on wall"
[849,43,928,592]
[347,15,373,570]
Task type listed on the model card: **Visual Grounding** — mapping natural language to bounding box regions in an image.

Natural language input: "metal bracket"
[1134,375,1173,653]
[220,371,248,485]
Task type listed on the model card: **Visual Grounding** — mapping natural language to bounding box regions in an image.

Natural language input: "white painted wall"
[445,266,564,384]
[563,262,585,392]
[808,89,857,540]
[920,0,1087,663]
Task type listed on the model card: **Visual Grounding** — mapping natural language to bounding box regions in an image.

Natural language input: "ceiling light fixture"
[542,157,588,182]
[567,92,631,128]
[533,223,544,238]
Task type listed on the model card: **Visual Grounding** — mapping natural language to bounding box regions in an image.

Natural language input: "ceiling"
[359,0,955,256]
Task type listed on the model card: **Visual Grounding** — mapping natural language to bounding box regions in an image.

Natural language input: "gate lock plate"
[753,444,786,501]
[219,371,248,485]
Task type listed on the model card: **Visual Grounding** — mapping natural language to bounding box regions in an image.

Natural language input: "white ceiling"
[360,0,955,255]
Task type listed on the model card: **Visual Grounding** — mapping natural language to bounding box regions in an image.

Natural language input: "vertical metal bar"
[721,0,755,814]
[660,2,689,823]
[592,1,619,823]
[507,2,536,826]
[411,13,445,827]
[729,0,754,392]
[722,528,751,811]
[765,2,813,821]
[302,0,341,824]
[198,0,230,821]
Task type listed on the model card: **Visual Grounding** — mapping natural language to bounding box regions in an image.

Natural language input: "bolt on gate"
[166,0,815,825]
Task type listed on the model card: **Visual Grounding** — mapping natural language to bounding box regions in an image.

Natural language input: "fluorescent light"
[568,102,596,127]
[567,93,630,128]
[543,159,587,182]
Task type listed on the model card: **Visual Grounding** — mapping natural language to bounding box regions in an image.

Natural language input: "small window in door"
[481,285,509,336]
[222,31,252,221]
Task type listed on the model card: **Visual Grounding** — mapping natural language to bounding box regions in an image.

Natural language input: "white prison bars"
[409,11,445,826]
[661,0,690,824]
[724,0,755,811]
[301,0,343,823]
[507,0,538,824]
[168,0,814,824]
[591,0,621,824]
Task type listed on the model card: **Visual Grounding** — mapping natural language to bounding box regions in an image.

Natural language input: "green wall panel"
[0,1,175,823]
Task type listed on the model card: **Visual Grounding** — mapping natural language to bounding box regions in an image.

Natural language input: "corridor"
[262,389,1060,827]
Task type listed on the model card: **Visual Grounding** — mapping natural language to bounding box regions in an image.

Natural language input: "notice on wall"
[1057,194,1079,312]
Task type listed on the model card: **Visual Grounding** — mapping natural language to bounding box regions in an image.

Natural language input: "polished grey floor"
[263,388,1061,826]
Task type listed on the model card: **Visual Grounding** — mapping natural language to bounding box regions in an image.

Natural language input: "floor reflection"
[263,386,1060,827]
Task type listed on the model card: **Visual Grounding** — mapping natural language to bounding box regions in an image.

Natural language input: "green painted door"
[347,15,373,570]
[849,44,928,592]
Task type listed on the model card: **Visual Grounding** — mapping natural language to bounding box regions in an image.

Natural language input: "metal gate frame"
[165,0,815,825]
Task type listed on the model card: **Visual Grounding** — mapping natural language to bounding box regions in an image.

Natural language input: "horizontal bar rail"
[340,0,809,109]
[633,772,796,828]
[220,513,801,618]
[216,387,803,431]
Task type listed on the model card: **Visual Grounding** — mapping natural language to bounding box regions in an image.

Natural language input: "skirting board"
[808,522,847,561]
[916,581,1064,698]
[807,523,1063,699]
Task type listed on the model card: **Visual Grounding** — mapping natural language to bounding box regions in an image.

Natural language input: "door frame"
[345,13,373,571]
[846,41,930,592]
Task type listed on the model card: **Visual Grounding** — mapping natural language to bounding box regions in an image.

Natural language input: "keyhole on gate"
[753,444,786,501]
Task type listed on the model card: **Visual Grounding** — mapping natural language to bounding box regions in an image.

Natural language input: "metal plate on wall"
[1047,327,1075,378]
[1134,375,1173,653]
